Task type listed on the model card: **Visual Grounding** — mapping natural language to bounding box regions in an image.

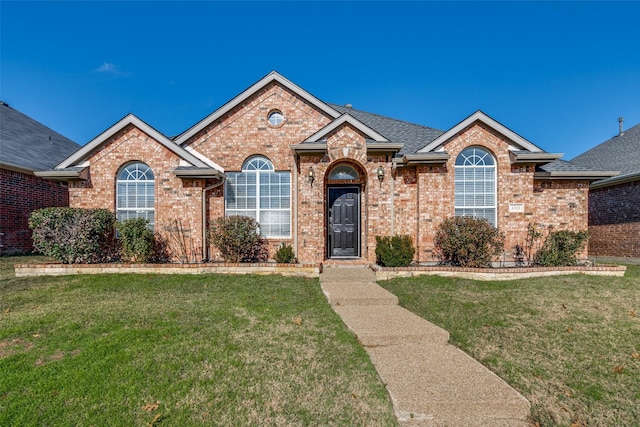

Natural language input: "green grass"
[379,266,640,427]
[0,256,396,426]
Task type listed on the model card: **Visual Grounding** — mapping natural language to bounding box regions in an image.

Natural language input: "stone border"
[373,264,627,281]
[14,262,322,278]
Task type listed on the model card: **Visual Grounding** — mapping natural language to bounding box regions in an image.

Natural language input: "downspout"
[293,159,299,260]
[202,176,225,262]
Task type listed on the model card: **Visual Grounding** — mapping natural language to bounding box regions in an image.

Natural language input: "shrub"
[274,242,297,264]
[375,235,415,267]
[534,230,589,266]
[29,207,117,264]
[208,216,268,263]
[434,216,504,267]
[116,218,155,263]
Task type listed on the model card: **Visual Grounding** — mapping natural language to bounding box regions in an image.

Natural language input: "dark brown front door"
[328,187,360,258]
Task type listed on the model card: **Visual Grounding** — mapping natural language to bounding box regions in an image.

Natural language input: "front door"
[328,187,360,258]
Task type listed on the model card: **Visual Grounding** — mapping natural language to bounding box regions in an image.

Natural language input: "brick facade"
[0,168,71,254]
[587,180,640,258]
[60,75,593,264]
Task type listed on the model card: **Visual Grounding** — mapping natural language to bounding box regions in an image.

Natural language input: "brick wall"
[588,180,640,258]
[68,125,208,262]
[0,168,70,254]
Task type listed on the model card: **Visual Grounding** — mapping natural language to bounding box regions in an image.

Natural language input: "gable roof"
[417,110,546,153]
[174,71,341,145]
[329,104,444,155]
[302,113,390,143]
[0,101,80,173]
[55,114,221,171]
[571,122,640,185]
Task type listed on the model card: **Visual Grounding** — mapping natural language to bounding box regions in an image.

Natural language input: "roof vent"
[344,103,352,109]
[618,117,624,136]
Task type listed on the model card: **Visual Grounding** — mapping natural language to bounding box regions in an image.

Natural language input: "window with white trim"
[116,162,155,229]
[225,156,291,237]
[454,147,497,226]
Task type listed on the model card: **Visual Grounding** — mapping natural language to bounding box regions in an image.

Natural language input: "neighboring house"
[0,101,80,254]
[37,72,615,264]
[572,120,640,260]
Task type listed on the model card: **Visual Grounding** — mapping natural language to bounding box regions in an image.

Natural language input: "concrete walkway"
[320,266,531,426]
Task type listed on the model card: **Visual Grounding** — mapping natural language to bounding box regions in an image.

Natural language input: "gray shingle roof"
[571,122,640,177]
[0,102,80,172]
[328,104,444,155]
[538,159,607,173]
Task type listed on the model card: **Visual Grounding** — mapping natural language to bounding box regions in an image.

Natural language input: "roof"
[55,114,221,172]
[536,159,618,180]
[329,104,444,155]
[571,122,640,184]
[418,110,545,154]
[0,101,80,173]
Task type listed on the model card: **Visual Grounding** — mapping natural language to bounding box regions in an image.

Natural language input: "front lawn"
[0,256,396,426]
[379,265,640,427]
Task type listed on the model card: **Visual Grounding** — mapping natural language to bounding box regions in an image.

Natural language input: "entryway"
[327,186,360,258]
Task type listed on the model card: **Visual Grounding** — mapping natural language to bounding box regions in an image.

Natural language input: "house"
[36,72,615,264]
[0,101,80,254]
[572,120,640,260]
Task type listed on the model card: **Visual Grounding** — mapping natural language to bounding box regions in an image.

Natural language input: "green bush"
[375,235,415,267]
[208,216,268,263]
[116,218,155,263]
[29,207,117,264]
[534,230,589,266]
[274,242,297,264]
[434,216,504,267]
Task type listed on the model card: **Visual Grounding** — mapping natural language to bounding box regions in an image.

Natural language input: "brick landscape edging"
[15,263,626,281]
[14,263,322,278]
[373,264,627,281]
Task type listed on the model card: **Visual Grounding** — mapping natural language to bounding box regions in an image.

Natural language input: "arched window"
[329,164,359,180]
[454,147,496,226]
[116,162,155,229]
[225,156,291,237]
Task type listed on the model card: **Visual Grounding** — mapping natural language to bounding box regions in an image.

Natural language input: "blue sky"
[2,1,639,160]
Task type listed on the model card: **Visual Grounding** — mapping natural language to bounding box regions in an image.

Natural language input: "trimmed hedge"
[434,216,504,267]
[116,218,155,263]
[29,207,117,264]
[208,216,268,263]
[534,230,589,266]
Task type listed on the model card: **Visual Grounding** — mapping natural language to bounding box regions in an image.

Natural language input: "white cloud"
[94,62,129,76]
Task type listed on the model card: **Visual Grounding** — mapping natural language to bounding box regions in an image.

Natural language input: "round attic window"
[267,110,284,127]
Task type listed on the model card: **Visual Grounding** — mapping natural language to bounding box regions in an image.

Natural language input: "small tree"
[434,216,504,268]
[534,230,589,266]
[375,235,415,267]
[208,216,268,263]
[116,218,155,263]
[274,242,297,264]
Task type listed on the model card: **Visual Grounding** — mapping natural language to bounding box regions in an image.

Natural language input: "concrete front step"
[333,305,449,346]
[321,281,399,306]
[319,265,377,284]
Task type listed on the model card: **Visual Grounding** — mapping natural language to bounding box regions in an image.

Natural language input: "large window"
[225,156,291,238]
[454,147,496,226]
[116,162,155,228]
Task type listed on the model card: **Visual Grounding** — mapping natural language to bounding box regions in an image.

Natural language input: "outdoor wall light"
[376,165,385,182]
[308,167,315,185]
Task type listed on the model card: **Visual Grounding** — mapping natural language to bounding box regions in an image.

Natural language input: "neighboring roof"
[0,101,80,173]
[571,122,640,185]
[329,104,444,155]
[54,114,221,172]
[418,110,545,154]
[174,71,341,145]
